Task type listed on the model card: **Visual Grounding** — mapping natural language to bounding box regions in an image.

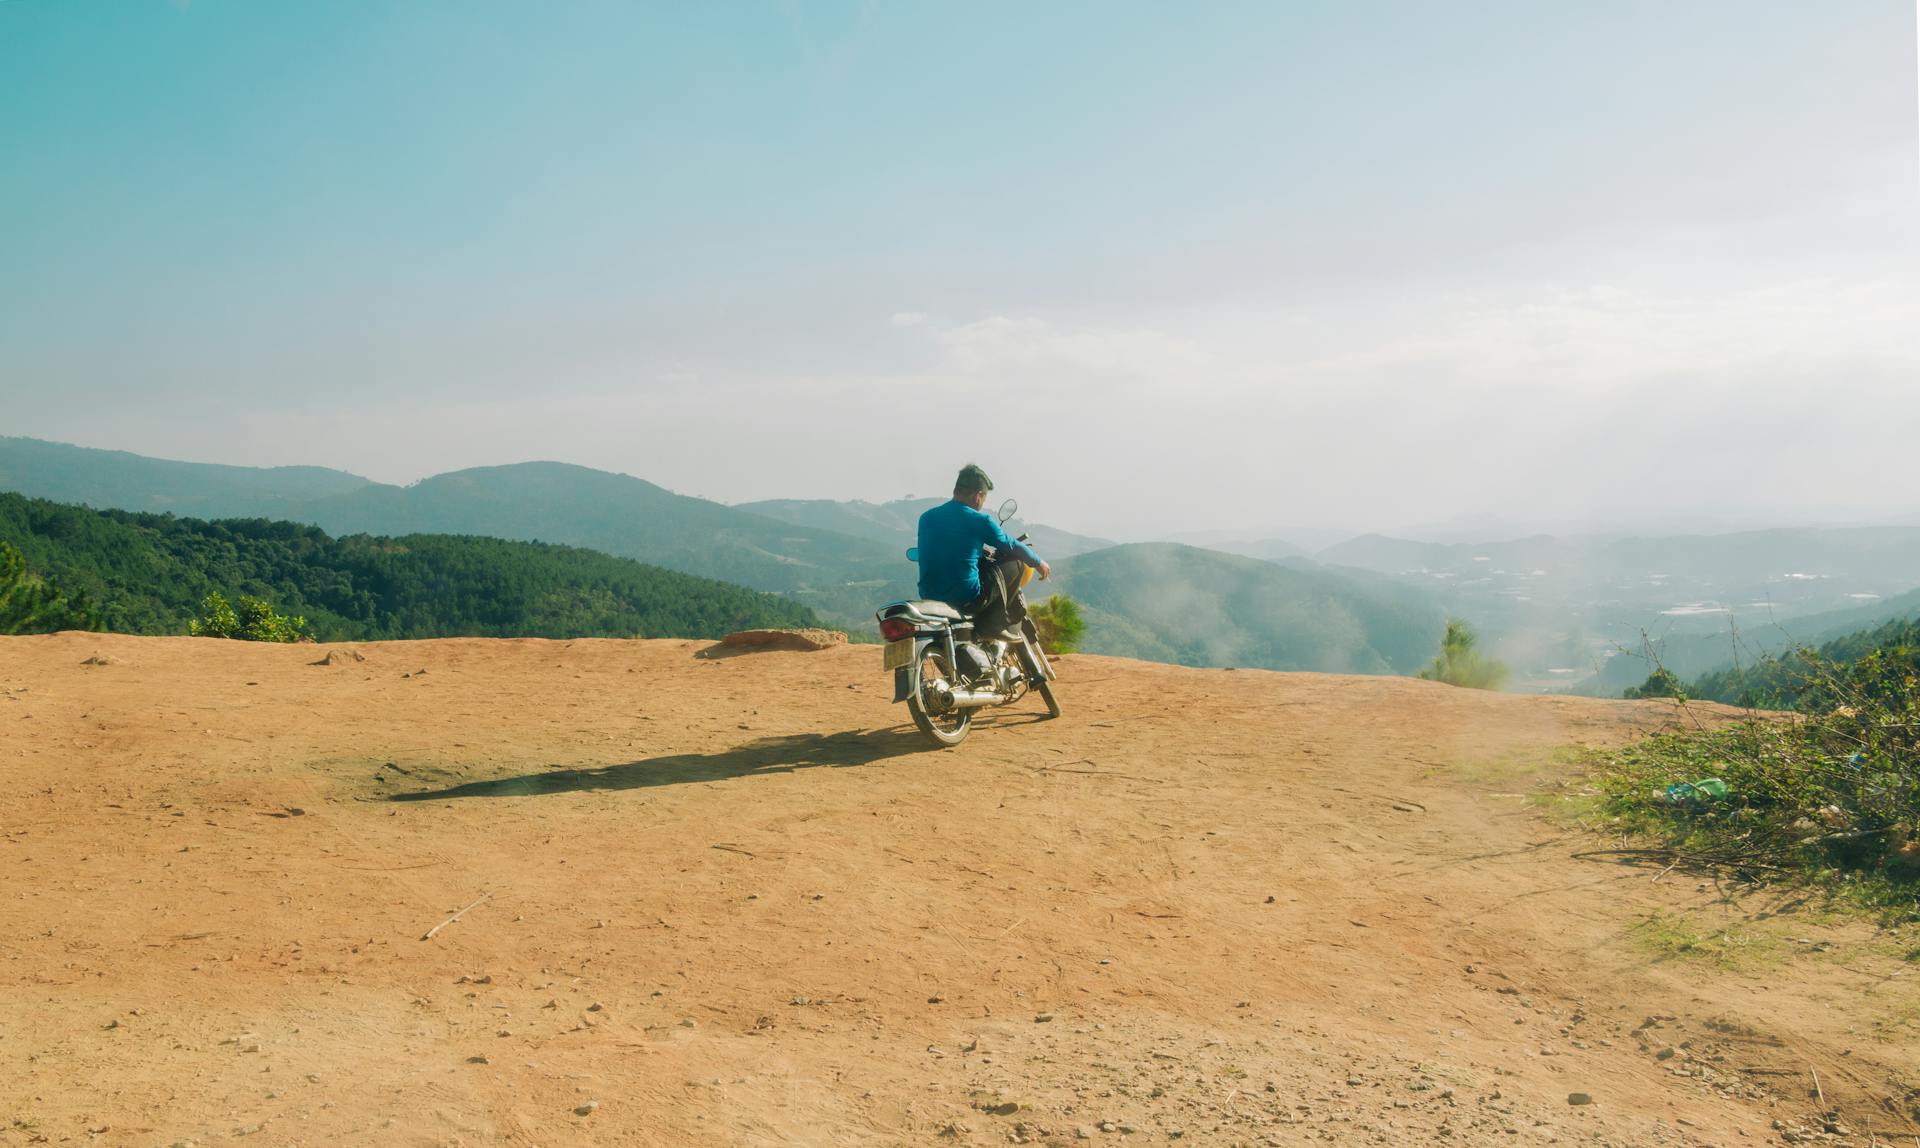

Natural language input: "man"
[917,464,1050,642]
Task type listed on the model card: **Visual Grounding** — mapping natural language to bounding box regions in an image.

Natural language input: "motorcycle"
[875,498,1061,747]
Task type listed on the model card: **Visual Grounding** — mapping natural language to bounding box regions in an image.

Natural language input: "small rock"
[1074,1127,1094,1140]
[678,1018,697,1028]
[982,1101,1020,1116]
[1567,1092,1593,1106]
[587,1002,603,1012]
[1655,1047,1676,1060]
[467,1055,490,1064]
[1034,1012,1054,1023]
[496,1028,511,1037]
[575,1101,599,1117]
[1118,1123,1138,1134]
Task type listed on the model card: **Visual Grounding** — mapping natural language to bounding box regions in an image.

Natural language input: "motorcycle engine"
[954,641,994,683]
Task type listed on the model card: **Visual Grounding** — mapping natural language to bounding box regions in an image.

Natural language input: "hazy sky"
[3,2,1916,541]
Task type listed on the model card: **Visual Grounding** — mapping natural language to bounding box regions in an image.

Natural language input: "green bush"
[1595,640,1919,910]
[0,540,102,634]
[1028,594,1086,654]
[191,591,309,642]
[1417,618,1508,690]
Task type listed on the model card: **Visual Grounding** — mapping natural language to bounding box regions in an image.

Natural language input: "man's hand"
[1037,560,1052,581]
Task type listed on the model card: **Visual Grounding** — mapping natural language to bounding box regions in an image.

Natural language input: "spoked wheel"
[907,647,972,747]
[1019,619,1062,718]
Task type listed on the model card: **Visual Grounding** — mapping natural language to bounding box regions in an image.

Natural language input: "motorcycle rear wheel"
[908,648,972,747]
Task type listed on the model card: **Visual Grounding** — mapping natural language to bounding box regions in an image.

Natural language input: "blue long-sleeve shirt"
[916,500,1042,605]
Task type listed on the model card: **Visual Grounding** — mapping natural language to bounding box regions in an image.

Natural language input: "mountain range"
[12,435,1920,687]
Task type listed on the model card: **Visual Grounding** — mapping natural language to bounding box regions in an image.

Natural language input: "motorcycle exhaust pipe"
[945,687,1008,708]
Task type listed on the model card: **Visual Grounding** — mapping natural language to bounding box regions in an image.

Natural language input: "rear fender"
[891,635,938,703]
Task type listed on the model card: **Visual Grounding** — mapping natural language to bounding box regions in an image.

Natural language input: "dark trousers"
[965,555,1030,640]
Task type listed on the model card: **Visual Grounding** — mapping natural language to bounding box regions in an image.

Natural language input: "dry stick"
[1810,1065,1826,1108]
[1035,766,1164,783]
[421,892,491,941]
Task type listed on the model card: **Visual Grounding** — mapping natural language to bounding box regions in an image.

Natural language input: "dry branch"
[421,892,491,941]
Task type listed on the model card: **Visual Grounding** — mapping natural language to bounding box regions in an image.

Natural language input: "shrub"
[191,591,309,642]
[1417,618,1508,690]
[1028,594,1086,654]
[1594,641,1919,910]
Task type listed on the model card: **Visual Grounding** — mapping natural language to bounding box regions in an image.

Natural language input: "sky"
[2,1,1916,542]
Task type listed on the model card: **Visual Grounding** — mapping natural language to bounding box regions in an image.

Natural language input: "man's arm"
[980,513,1048,577]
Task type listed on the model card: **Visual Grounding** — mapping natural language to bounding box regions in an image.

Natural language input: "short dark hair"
[954,463,993,495]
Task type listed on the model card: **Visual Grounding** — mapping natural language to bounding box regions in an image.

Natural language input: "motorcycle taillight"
[879,617,915,642]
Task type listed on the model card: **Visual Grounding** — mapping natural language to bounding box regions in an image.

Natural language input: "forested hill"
[0,492,821,641]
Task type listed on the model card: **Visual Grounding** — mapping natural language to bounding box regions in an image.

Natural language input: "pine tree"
[0,541,104,634]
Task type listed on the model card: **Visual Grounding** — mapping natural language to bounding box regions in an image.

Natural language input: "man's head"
[953,463,992,510]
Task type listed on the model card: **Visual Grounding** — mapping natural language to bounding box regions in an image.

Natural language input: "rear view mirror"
[905,547,919,562]
[997,498,1018,524]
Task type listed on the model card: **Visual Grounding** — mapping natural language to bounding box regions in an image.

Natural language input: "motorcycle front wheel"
[908,647,972,747]
[1035,678,1062,718]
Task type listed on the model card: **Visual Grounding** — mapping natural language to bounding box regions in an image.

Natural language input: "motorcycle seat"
[879,599,967,623]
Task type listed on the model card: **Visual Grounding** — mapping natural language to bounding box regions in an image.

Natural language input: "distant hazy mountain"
[1166,527,1352,554]
[1209,537,1308,562]
[1580,584,1920,696]
[1318,527,1920,585]
[294,463,914,623]
[0,441,912,624]
[0,436,371,517]
[1315,532,1582,573]
[734,497,938,545]
[1051,543,1444,674]
[1319,526,1920,691]
[737,496,1115,558]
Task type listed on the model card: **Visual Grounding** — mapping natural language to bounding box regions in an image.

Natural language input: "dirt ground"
[3,632,1917,1148]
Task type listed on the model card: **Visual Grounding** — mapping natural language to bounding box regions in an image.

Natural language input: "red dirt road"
[2,633,1915,1147]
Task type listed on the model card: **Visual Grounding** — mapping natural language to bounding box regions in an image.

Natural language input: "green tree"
[1624,668,1685,700]
[1418,618,1509,690]
[1028,594,1086,654]
[0,540,103,634]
